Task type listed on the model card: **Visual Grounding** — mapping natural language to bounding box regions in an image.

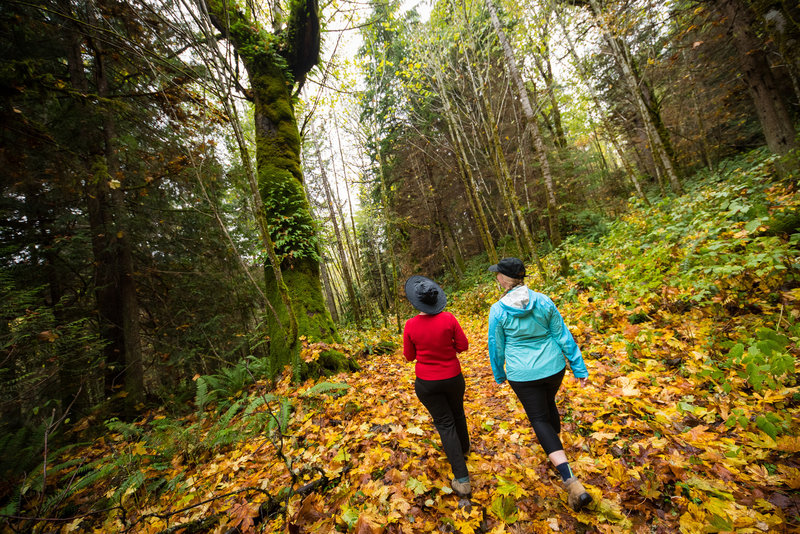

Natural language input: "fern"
[34,459,111,515]
[302,381,350,397]
[195,376,210,411]
[0,422,46,476]
[165,472,186,492]
[0,490,20,516]
[243,394,275,416]
[70,462,115,493]
[218,398,245,428]
[195,360,258,412]
[41,487,70,515]
[105,418,143,440]
[50,457,87,479]
[110,471,146,503]
[278,397,292,433]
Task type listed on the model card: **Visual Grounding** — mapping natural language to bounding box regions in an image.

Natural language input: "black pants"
[414,373,470,479]
[509,367,566,455]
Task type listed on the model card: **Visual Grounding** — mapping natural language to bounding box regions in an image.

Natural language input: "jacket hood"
[499,285,535,316]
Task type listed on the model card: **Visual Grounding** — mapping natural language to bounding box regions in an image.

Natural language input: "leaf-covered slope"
[55,305,798,533]
[6,149,799,533]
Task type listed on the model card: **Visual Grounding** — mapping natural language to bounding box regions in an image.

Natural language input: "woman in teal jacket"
[488,257,593,511]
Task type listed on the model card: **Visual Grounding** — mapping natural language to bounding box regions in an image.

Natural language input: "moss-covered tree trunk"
[252,61,336,367]
[204,0,337,372]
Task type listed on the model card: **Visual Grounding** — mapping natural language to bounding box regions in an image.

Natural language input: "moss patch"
[298,349,360,381]
[264,256,338,374]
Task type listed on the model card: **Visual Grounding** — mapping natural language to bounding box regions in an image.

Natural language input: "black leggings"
[509,367,566,455]
[414,373,470,479]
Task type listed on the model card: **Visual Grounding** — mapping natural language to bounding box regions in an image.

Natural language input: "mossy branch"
[203,0,319,93]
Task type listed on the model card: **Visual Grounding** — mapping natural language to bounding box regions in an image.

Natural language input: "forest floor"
[37,300,800,534]
[5,150,800,534]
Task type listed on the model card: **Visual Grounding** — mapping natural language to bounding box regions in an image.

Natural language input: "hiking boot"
[451,478,471,497]
[563,477,592,511]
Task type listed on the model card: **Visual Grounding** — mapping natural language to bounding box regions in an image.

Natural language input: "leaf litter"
[14,158,800,534]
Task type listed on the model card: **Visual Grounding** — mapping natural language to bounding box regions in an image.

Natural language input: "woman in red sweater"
[402,275,471,497]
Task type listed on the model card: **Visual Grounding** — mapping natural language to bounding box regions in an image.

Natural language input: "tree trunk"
[460,38,547,280]
[376,150,402,334]
[609,134,650,205]
[312,130,363,325]
[486,0,562,249]
[332,122,364,288]
[719,0,797,156]
[319,258,340,324]
[423,161,466,275]
[367,228,390,324]
[434,69,498,264]
[584,0,684,195]
[555,5,651,205]
[414,158,463,279]
[530,19,567,150]
[62,5,141,413]
[203,0,336,372]
[93,39,145,414]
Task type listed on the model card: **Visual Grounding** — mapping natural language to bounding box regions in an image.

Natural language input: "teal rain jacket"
[488,286,588,384]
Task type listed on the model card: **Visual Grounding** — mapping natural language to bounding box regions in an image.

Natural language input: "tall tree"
[1,0,266,426]
[201,0,338,367]
[309,124,363,325]
[486,0,563,249]
[572,0,685,195]
[715,0,797,157]
[554,5,650,204]
[453,1,548,279]
[358,0,417,332]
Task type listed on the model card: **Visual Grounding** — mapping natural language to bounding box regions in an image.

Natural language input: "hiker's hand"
[578,377,589,388]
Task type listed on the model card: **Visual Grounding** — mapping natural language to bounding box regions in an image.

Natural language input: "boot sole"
[572,492,593,511]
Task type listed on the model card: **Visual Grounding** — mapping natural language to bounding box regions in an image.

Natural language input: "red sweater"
[403,311,469,380]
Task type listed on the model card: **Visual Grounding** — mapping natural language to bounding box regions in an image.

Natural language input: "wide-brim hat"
[404,275,447,314]
[489,257,526,278]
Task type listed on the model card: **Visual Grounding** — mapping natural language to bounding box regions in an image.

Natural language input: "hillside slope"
[3,150,799,533]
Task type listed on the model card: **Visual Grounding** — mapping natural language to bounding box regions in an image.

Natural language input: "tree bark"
[376,150,402,334]
[584,0,684,195]
[423,160,466,275]
[62,2,144,413]
[459,38,548,280]
[311,130,363,325]
[332,122,364,289]
[718,0,797,156]
[534,50,567,149]
[433,66,498,264]
[486,0,562,249]
[203,0,336,371]
[555,5,651,205]
[95,45,145,414]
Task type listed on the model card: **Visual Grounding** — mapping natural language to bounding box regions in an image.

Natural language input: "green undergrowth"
[449,149,799,323]
[553,149,799,308]
[448,147,800,416]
